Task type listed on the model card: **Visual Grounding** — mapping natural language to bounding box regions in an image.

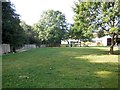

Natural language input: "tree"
[90,1,120,54]
[2,2,26,52]
[72,1,93,43]
[72,0,120,54]
[97,30,105,38]
[33,10,68,47]
[100,1,120,54]
[20,21,41,46]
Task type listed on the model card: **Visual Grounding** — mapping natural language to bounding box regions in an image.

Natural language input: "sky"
[10,0,76,25]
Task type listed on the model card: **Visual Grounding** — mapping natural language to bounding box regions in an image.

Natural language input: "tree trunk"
[109,33,116,54]
[79,39,81,47]
[80,42,81,47]
[66,40,69,47]
[10,45,16,53]
[13,47,16,53]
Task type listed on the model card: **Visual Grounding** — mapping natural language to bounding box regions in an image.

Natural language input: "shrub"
[96,42,103,46]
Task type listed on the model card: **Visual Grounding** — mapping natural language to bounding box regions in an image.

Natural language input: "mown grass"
[2,47,119,88]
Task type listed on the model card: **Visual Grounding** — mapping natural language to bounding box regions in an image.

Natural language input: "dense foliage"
[2,2,26,52]
[20,21,41,46]
[100,1,120,54]
[33,10,68,47]
[73,0,120,54]
[71,2,94,42]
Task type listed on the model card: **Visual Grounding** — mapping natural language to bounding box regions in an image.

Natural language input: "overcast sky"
[10,0,76,25]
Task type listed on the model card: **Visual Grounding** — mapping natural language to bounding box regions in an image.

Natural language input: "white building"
[61,35,112,46]
[92,35,112,46]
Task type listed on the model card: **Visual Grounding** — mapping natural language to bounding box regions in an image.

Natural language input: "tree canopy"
[72,0,120,54]
[20,21,40,46]
[2,2,26,52]
[71,2,93,42]
[33,10,68,47]
[100,1,120,54]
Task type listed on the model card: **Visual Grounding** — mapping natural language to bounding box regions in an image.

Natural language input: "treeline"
[2,2,69,52]
[2,1,120,54]
[2,2,26,52]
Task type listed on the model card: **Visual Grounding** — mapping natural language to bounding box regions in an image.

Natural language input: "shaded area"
[2,47,118,88]
[113,50,120,55]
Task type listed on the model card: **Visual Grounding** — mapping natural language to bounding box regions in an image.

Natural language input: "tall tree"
[2,2,26,52]
[100,1,120,54]
[91,1,120,54]
[33,10,68,47]
[72,1,93,43]
[73,0,120,54]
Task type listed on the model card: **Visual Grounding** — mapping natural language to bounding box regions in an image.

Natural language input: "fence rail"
[17,44,37,52]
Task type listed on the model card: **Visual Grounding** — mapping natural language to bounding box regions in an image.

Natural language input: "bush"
[81,42,85,46]
[81,42,91,46]
[96,42,103,46]
[85,42,91,46]
[60,44,68,47]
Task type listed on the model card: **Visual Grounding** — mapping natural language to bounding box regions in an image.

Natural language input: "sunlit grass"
[2,47,119,88]
[95,71,112,78]
[75,55,118,63]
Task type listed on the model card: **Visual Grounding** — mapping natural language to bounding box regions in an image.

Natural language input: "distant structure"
[61,35,112,47]
[92,35,112,46]
[61,39,81,47]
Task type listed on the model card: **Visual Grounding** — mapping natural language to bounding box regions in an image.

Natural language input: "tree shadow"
[112,50,120,55]
[59,47,111,57]
[56,47,119,88]
[56,56,119,88]
[2,47,119,88]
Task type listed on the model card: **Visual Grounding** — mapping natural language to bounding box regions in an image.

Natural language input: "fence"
[40,44,46,48]
[0,44,10,54]
[22,44,36,50]
[17,44,37,52]
[0,44,38,54]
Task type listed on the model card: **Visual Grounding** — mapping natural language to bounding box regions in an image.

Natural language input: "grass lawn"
[2,47,119,88]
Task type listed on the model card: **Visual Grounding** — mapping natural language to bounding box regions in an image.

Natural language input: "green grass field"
[2,47,119,88]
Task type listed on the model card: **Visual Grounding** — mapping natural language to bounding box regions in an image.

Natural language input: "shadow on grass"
[55,47,119,88]
[53,56,118,88]
[35,47,119,88]
[59,47,109,57]
[2,47,119,88]
[113,50,120,55]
